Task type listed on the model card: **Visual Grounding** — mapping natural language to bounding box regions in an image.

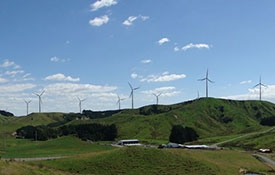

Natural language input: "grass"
[221,128,275,150]
[0,136,115,158]
[0,160,67,175]
[74,98,275,142]
[28,146,275,175]
[2,98,275,174]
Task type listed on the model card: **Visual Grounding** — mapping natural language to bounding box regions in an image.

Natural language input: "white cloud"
[240,80,252,85]
[140,15,149,21]
[90,0,117,11]
[5,70,24,77]
[174,46,180,52]
[0,59,33,82]
[44,73,80,82]
[221,84,275,101]
[44,83,117,95]
[0,83,36,93]
[142,86,180,97]
[89,15,109,27]
[141,59,152,64]
[122,15,149,26]
[131,73,138,79]
[182,43,210,51]
[122,16,138,26]
[0,77,8,83]
[22,73,34,81]
[141,72,186,82]
[158,38,170,45]
[0,59,20,69]
[50,56,67,63]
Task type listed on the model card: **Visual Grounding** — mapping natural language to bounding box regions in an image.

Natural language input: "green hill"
[0,112,64,133]
[29,146,273,175]
[80,98,275,142]
[3,98,275,147]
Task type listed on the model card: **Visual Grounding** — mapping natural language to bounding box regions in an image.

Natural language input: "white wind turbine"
[117,95,125,110]
[253,76,267,101]
[198,69,214,98]
[77,97,86,113]
[152,93,162,105]
[34,90,45,113]
[24,100,31,116]
[128,82,140,109]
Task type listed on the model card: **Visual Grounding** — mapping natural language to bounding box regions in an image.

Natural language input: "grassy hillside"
[1,136,114,158]
[75,98,275,143]
[0,160,66,175]
[1,98,275,174]
[220,127,275,150]
[2,98,275,147]
[29,147,274,175]
[0,112,64,133]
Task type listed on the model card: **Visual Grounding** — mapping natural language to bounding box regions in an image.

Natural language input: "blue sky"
[1,0,275,116]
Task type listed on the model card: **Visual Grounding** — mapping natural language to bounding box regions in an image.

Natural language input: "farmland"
[1,98,275,174]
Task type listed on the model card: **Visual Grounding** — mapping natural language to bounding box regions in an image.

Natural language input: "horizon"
[1,0,275,116]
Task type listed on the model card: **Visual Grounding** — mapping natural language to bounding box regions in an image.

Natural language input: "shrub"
[169,125,199,144]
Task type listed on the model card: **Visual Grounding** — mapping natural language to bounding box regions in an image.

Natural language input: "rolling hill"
[82,98,275,142]
[2,98,275,146]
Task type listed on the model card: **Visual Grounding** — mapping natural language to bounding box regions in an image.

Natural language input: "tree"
[169,125,199,144]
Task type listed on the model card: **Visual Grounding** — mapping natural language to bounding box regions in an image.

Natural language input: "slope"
[85,98,275,141]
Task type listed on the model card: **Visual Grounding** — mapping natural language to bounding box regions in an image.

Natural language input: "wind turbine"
[253,76,267,101]
[77,97,86,113]
[197,90,200,99]
[152,93,162,105]
[24,100,31,116]
[198,69,214,98]
[117,95,125,110]
[128,82,140,109]
[34,90,45,113]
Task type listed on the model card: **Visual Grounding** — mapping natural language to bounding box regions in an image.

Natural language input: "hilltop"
[2,98,275,147]
[85,98,275,142]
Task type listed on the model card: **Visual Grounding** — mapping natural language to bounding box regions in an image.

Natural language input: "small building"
[258,148,272,153]
[116,139,142,146]
[183,145,210,149]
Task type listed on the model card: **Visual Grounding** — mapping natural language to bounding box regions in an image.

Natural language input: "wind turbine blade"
[134,87,140,90]
[198,78,206,81]
[253,83,260,88]
[128,82,133,90]
[40,90,45,96]
[208,79,214,83]
[129,91,133,98]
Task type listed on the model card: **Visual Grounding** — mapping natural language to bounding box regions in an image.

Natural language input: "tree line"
[16,123,117,141]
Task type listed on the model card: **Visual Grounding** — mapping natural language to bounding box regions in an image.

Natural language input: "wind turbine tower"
[254,76,267,101]
[34,90,45,113]
[128,82,140,109]
[117,95,125,110]
[152,93,162,105]
[24,100,31,116]
[198,69,214,98]
[77,97,86,113]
